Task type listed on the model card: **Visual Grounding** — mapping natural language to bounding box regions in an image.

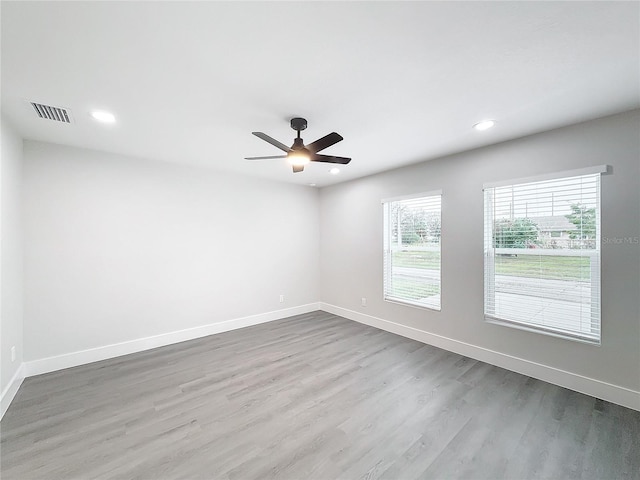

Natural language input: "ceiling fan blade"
[310,154,351,165]
[292,165,304,173]
[306,132,343,153]
[252,132,291,153]
[244,155,287,160]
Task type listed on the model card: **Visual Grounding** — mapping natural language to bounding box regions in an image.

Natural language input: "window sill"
[484,315,600,345]
[385,297,441,312]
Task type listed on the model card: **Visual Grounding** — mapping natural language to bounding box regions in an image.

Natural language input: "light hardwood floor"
[2,311,639,479]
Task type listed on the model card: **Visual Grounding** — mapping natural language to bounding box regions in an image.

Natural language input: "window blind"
[383,193,441,310]
[484,171,602,343]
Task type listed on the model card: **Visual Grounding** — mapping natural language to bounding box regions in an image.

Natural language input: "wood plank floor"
[2,311,639,479]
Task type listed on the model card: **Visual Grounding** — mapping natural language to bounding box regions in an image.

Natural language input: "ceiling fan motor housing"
[291,137,306,150]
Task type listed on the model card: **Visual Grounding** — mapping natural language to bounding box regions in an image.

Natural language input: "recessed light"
[91,110,116,123]
[473,120,495,131]
[309,183,317,187]
[329,167,340,175]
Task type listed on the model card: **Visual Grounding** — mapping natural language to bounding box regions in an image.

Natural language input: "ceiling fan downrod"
[290,117,308,136]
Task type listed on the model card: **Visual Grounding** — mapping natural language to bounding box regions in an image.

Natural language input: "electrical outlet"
[11,346,16,362]
[279,294,284,303]
[361,297,367,307]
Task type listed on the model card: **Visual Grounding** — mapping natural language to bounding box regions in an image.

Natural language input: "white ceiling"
[2,1,639,187]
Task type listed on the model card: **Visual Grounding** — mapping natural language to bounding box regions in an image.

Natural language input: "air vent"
[30,102,72,123]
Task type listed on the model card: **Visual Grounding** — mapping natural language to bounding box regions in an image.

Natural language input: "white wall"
[320,110,640,399]
[23,141,319,363]
[1,117,24,396]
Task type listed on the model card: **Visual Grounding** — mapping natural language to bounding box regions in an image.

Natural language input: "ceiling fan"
[245,117,351,173]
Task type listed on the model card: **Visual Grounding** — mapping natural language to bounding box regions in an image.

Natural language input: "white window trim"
[483,168,604,344]
[483,165,608,189]
[381,189,443,204]
[382,191,442,312]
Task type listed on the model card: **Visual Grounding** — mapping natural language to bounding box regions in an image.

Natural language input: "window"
[483,166,606,343]
[383,191,441,310]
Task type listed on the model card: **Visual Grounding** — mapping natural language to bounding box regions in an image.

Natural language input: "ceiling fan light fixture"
[287,149,311,167]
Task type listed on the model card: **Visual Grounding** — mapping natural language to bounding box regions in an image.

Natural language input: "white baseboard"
[320,303,640,412]
[1,363,25,419]
[11,302,639,416]
[24,303,320,378]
